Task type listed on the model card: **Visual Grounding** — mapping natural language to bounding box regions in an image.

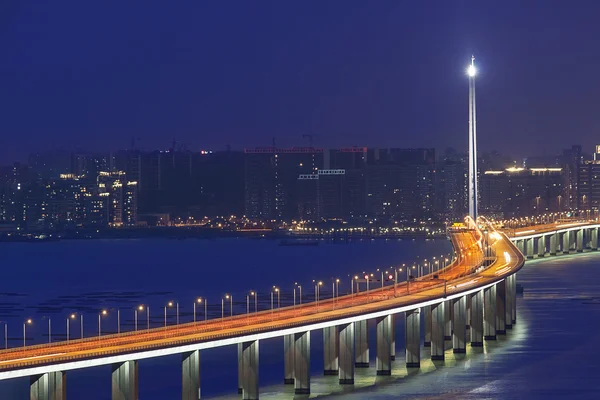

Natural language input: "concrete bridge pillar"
[496,280,507,334]
[294,332,310,395]
[354,320,369,368]
[390,314,396,361]
[111,361,138,400]
[241,340,259,400]
[323,326,339,375]
[338,323,355,384]
[31,372,65,400]
[376,315,392,375]
[182,350,201,400]
[511,274,517,325]
[592,228,599,250]
[466,295,472,329]
[237,343,243,393]
[484,285,497,340]
[516,240,525,254]
[537,236,545,257]
[444,300,452,341]
[452,296,467,353]
[526,238,534,259]
[505,276,513,330]
[431,301,445,360]
[549,233,558,256]
[562,231,570,253]
[470,290,484,346]
[577,229,584,252]
[283,334,295,383]
[405,308,420,367]
[423,305,432,347]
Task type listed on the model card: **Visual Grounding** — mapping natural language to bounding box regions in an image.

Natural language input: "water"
[1,239,599,399]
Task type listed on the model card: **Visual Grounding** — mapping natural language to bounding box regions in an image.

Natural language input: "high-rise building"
[563,145,583,209]
[245,148,324,219]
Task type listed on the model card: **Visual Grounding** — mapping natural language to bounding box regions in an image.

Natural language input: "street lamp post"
[98,310,107,337]
[23,319,32,347]
[48,318,51,343]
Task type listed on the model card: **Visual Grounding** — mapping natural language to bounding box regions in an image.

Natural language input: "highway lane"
[0,230,522,374]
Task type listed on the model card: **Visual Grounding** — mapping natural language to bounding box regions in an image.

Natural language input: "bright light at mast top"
[467,64,476,77]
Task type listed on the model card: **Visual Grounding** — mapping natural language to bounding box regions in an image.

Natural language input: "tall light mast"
[468,56,478,221]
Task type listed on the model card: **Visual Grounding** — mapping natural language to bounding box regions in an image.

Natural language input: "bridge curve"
[1,223,525,399]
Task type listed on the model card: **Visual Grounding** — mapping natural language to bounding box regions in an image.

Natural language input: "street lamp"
[23,319,32,347]
[222,294,232,320]
[164,301,179,326]
[1,321,6,349]
[194,298,207,322]
[247,292,257,315]
[98,310,107,337]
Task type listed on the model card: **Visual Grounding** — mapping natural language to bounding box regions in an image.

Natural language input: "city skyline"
[3,1,600,162]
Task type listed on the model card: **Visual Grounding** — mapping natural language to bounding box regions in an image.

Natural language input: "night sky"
[2,0,599,163]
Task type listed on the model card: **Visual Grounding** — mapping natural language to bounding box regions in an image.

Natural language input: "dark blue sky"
[2,0,599,162]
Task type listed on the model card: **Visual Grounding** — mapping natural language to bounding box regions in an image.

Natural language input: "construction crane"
[302,134,317,148]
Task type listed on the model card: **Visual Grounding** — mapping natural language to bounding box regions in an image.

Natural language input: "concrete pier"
[444,300,452,341]
[354,319,369,368]
[284,334,295,383]
[323,326,339,375]
[516,240,524,254]
[431,302,445,360]
[505,275,513,330]
[592,228,599,250]
[376,315,392,375]
[238,343,243,393]
[338,323,355,384]
[577,229,584,252]
[496,280,507,334]
[31,372,65,400]
[294,331,310,395]
[390,314,396,361]
[470,290,484,346]
[549,233,558,255]
[182,350,201,400]
[241,340,259,400]
[526,238,534,259]
[537,236,545,257]
[423,305,432,347]
[466,295,472,329]
[452,296,467,353]
[562,232,570,254]
[483,285,497,340]
[511,274,517,325]
[112,361,138,400]
[405,308,420,367]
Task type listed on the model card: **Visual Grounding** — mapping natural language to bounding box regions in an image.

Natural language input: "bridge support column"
[577,229,584,252]
[354,320,369,367]
[238,343,243,393]
[592,228,599,250]
[323,326,339,375]
[112,361,138,400]
[31,372,65,400]
[516,240,525,254]
[423,305,432,347]
[390,314,396,361]
[470,290,484,346]
[505,276,513,330]
[484,285,497,340]
[338,323,355,384]
[537,236,545,257]
[294,332,310,395]
[376,315,392,375]
[405,308,420,367]
[241,340,259,400]
[431,302,445,360]
[526,238,534,259]
[511,274,517,325]
[182,350,201,400]
[562,232,569,254]
[284,334,295,384]
[444,300,452,341]
[466,295,472,329]
[549,233,558,256]
[452,296,467,353]
[496,280,507,334]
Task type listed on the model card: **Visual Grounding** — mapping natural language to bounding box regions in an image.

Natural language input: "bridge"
[0,218,525,400]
